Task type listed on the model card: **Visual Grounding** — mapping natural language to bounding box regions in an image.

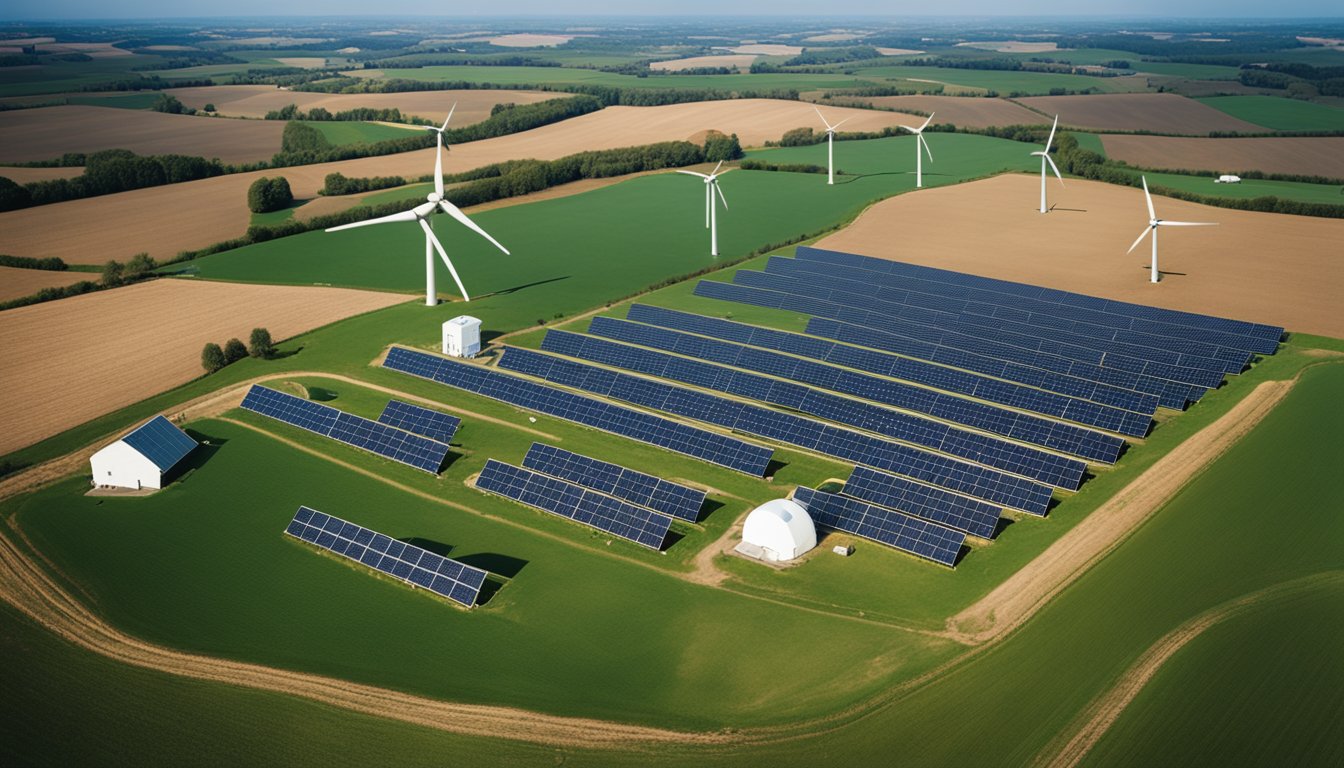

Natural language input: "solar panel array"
[843,465,1004,537]
[241,385,450,474]
[522,443,706,522]
[377,400,462,444]
[541,328,1091,487]
[476,459,672,549]
[285,506,487,608]
[792,486,965,567]
[498,346,1054,515]
[121,415,197,471]
[381,347,773,476]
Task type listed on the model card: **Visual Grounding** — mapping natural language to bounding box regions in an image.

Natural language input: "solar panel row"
[377,400,462,445]
[626,304,1161,419]
[522,443,706,522]
[122,415,197,471]
[541,329,1094,486]
[498,347,1054,515]
[476,459,672,549]
[285,506,486,608]
[843,464,1004,537]
[792,486,965,567]
[241,385,450,474]
[381,347,773,476]
[794,246,1283,352]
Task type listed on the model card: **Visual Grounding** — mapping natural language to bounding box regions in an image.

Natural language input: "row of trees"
[201,328,275,374]
[263,104,431,124]
[320,172,408,196]
[0,149,227,212]
[294,75,801,107]
[0,253,159,312]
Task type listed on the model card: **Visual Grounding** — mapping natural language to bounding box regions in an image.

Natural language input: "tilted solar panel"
[285,506,486,608]
[121,415,197,472]
[792,486,964,567]
[522,443,706,522]
[476,459,672,549]
[843,465,1005,536]
[377,400,462,444]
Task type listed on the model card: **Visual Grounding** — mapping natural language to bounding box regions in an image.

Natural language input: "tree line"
[0,149,227,212]
[201,328,275,374]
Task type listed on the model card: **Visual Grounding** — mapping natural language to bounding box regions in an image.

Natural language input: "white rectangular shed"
[89,415,197,490]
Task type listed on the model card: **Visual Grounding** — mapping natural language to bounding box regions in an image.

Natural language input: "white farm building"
[735,498,817,563]
[89,415,197,491]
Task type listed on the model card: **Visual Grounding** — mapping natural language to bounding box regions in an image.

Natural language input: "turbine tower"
[677,161,731,257]
[900,113,935,188]
[814,106,852,186]
[1030,114,1064,213]
[1127,176,1217,284]
[324,105,509,305]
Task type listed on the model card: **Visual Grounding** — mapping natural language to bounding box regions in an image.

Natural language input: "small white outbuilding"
[443,315,482,358]
[89,415,197,491]
[1215,174,1242,184]
[735,498,817,563]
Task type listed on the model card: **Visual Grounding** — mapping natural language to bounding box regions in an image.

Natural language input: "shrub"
[152,93,190,114]
[703,131,743,162]
[124,252,156,280]
[281,121,330,154]
[201,343,226,374]
[203,103,215,113]
[223,338,248,364]
[101,260,124,287]
[247,176,293,213]
[249,327,275,359]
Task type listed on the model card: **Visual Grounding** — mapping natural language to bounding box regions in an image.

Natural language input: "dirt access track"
[0,279,408,456]
[1099,134,1344,178]
[164,85,559,122]
[0,100,917,265]
[1015,93,1266,135]
[816,174,1344,338]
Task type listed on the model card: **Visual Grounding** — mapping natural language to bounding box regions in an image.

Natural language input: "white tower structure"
[443,315,482,358]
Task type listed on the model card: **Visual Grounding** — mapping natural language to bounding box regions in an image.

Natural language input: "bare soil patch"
[1100,134,1344,178]
[488,33,573,47]
[651,54,758,72]
[875,48,925,56]
[0,265,93,303]
[844,96,1044,128]
[0,280,408,455]
[166,85,558,122]
[274,57,326,69]
[0,105,284,164]
[727,44,803,55]
[1016,93,1265,134]
[818,174,1344,338]
[0,166,83,184]
[958,41,1062,53]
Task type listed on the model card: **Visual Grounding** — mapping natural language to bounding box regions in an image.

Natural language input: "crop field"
[303,120,420,146]
[1197,95,1344,132]
[1132,61,1242,80]
[346,65,874,92]
[847,65,1150,95]
[0,265,92,303]
[832,95,1046,128]
[0,54,160,97]
[650,54,758,72]
[1015,93,1267,134]
[164,85,559,121]
[1099,135,1344,178]
[1143,170,1344,206]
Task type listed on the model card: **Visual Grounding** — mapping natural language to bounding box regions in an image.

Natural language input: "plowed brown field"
[1099,134,1344,177]
[165,85,558,121]
[0,266,93,303]
[1016,93,1266,134]
[0,280,407,455]
[840,96,1045,128]
[816,173,1344,337]
[0,106,285,164]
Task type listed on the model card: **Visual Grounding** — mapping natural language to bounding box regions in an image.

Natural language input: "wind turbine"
[900,113,935,188]
[1126,176,1217,284]
[1031,114,1064,213]
[677,161,731,257]
[324,104,509,305]
[814,106,852,185]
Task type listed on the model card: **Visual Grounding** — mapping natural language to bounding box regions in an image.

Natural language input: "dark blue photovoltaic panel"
[380,346,772,476]
[285,506,486,607]
[377,400,462,444]
[794,246,1283,353]
[476,459,672,549]
[120,415,196,471]
[542,328,1096,485]
[626,304,1161,419]
[792,486,964,567]
[522,443,706,522]
[241,385,450,474]
[843,465,1006,537]
[498,347,1055,515]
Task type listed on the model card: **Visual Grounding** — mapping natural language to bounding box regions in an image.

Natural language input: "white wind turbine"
[814,106,852,185]
[901,113,935,188]
[325,104,509,305]
[1031,114,1064,213]
[1127,176,1217,284]
[677,160,731,257]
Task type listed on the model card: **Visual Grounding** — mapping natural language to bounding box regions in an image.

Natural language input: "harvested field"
[0,166,83,184]
[488,33,573,47]
[0,266,93,303]
[650,54,757,72]
[0,99,914,264]
[875,48,925,56]
[1099,135,1344,178]
[843,95,1045,128]
[1016,93,1266,134]
[165,85,558,121]
[274,57,326,69]
[958,41,1061,53]
[803,33,865,43]
[816,173,1344,337]
[0,280,408,455]
[728,44,803,55]
[0,105,284,164]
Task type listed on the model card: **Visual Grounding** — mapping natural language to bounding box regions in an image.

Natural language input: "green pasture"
[350,65,873,92]
[848,65,1150,95]
[301,120,422,146]
[1196,95,1344,132]
[1070,131,1107,156]
[1145,171,1344,206]
[1132,61,1241,80]
[0,55,158,97]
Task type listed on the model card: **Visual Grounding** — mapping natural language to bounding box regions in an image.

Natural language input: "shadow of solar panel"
[792,486,964,567]
[844,465,1006,536]
[380,347,773,477]
[476,459,672,549]
[241,386,450,473]
[498,347,1055,516]
[377,400,462,444]
[521,442,706,522]
[284,506,486,607]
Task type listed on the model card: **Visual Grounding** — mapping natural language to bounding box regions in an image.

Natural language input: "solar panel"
[120,415,197,471]
[284,506,486,608]
[542,328,1097,485]
[792,486,964,567]
[522,443,706,522]
[476,459,672,549]
[498,346,1055,515]
[241,385,450,474]
[843,465,1006,537]
[381,346,773,476]
[377,400,462,444]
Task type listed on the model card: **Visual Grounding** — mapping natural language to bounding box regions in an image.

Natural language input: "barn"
[89,415,197,491]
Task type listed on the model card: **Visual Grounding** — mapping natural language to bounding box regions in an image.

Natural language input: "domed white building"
[735,498,817,563]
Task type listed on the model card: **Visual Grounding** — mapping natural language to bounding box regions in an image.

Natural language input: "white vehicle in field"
[1215,174,1242,184]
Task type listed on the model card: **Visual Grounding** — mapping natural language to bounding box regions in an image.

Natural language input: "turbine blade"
[1158,221,1218,227]
[918,112,934,131]
[711,159,724,176]
[325,209,419,232]
[920,133,933,162]
[1045,154,1064,185]
[420,218,470,302]
[1142,176,1156,221]
[813,105,833,131]
[1045,114,1058,152]
[676,170,710,178]
[1030,150,1046,157]
[899,124,917,134]
[438,200,510,255]
[440,102,456,132]
[715,180,728,210]
[1126,226,1153,255]
[831,116,852,130]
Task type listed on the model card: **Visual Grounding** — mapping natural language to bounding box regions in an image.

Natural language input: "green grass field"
[1196,95,1344,132]
[1070,131,1107,156]
[302,120,423,146]
[1145,171,1344,205]
[1132,61,1241,80]
[848,65,1150,95]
